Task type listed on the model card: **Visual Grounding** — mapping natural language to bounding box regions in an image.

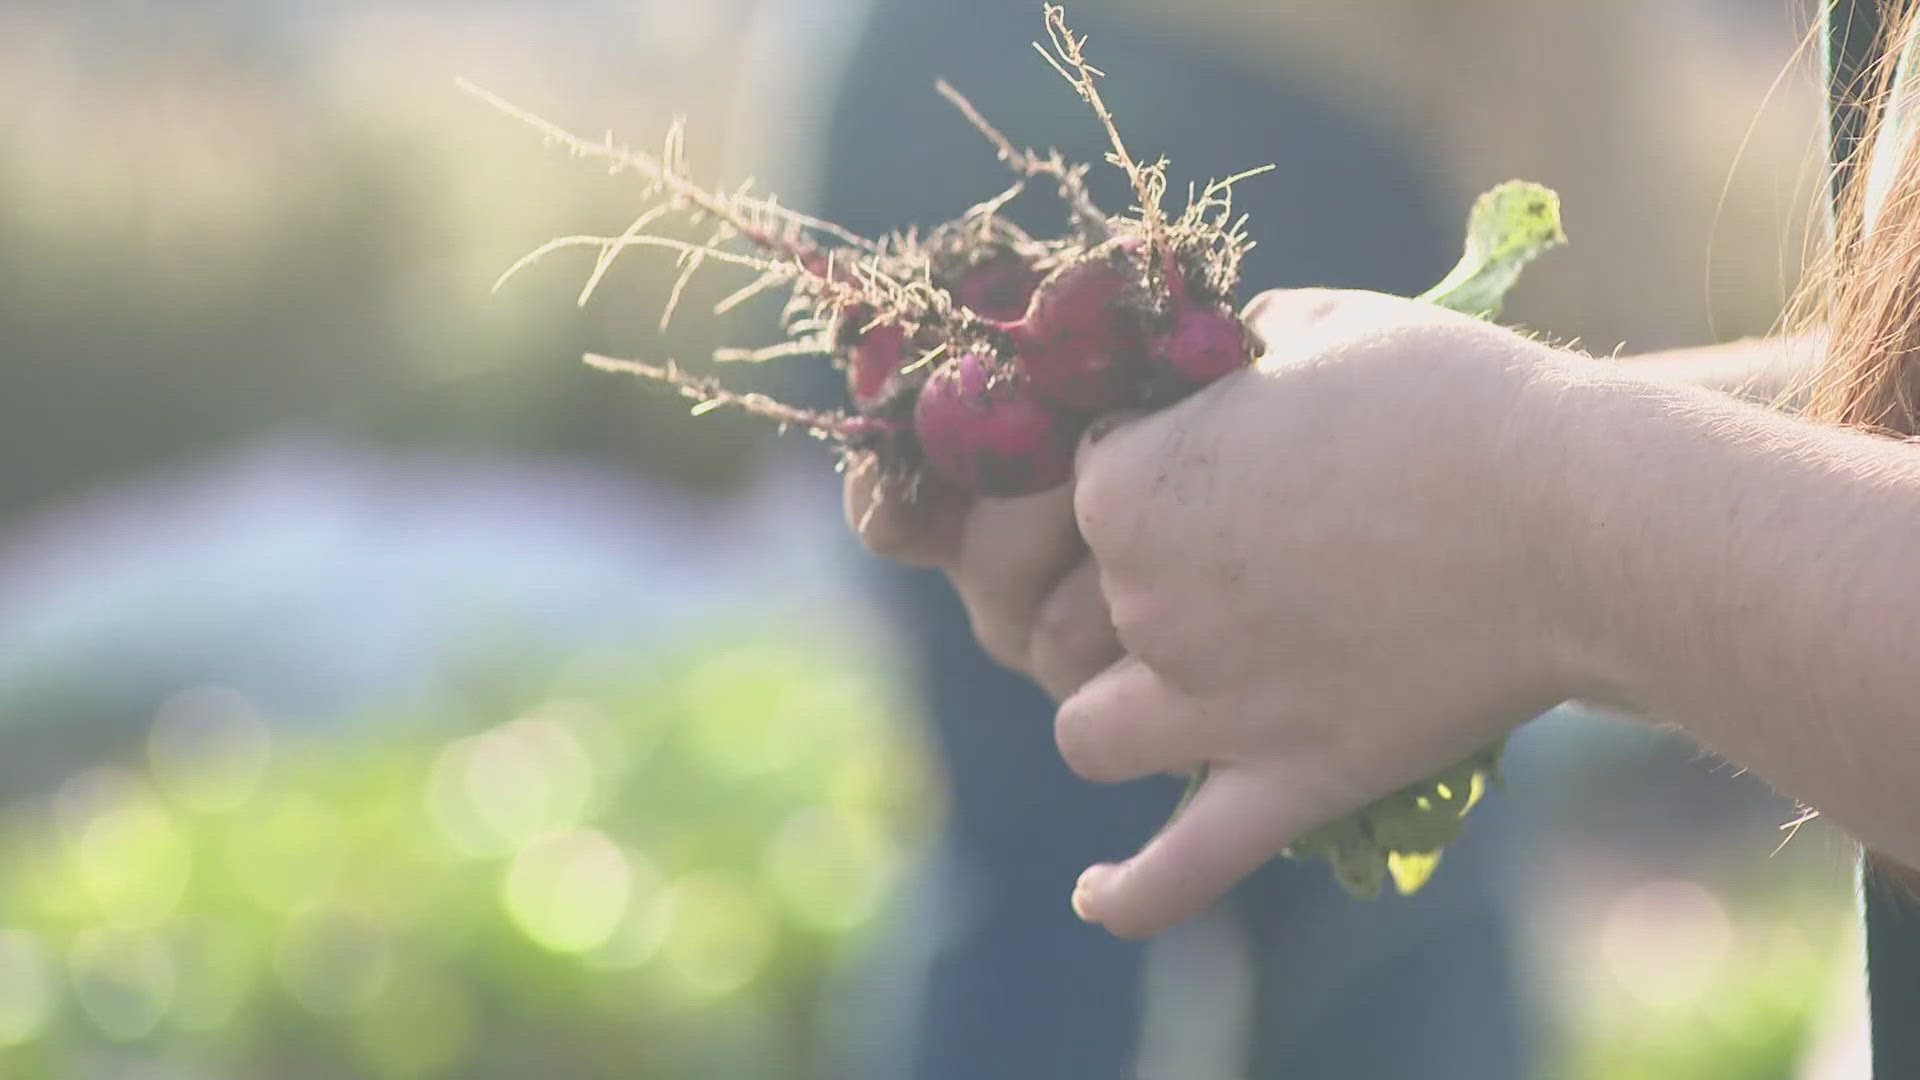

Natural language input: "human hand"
[844,286,1592,935]
[842,450,1123,704]
[1058,288,1587,936]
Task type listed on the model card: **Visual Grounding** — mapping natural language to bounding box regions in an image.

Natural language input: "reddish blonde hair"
[1805,3,1920,889]
[1808,2,1920,435]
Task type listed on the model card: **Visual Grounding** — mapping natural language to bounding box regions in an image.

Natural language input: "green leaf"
[1418,180,1566,320]
[1387,850,1443,896]
[1331,839,1388,900]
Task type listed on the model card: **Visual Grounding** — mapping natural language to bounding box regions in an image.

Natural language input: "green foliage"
[1553,894,1852,1080]
[1284,746,1501,898]
[0,627,935,1078]
[1421,180,1568,320]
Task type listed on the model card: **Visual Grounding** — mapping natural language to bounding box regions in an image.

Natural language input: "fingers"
[1070,763,1309,938]
[842,451,966,567]
[1026,560,1123,702]
[845,449,1092,690]
[950,483,1083,669]
[1053,655,1204,782]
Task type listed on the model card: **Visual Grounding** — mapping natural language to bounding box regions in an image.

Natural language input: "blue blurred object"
[811,4,1532,1077]
[0,434,878,779]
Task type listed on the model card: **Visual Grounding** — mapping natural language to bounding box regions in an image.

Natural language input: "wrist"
[1508,353,1823,719]
[1506,351,1664,712]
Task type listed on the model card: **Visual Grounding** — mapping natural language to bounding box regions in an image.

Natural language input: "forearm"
[1622,332,1825,405]
[1532,359,1920,864]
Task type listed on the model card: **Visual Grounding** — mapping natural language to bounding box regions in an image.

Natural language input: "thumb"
[1070,762,1335,938]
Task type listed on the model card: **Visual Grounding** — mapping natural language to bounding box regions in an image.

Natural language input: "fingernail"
[1071,864,1113,922]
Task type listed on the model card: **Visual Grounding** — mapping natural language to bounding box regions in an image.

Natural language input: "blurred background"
[0,1,1872,1077]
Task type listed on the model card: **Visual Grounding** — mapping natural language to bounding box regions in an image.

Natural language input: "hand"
[852,287,1920,915]
[1060,288,1586,937]
[842,448,1123,704]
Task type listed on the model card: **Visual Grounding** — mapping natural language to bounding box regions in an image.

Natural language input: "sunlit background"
[0,1,1871,1077]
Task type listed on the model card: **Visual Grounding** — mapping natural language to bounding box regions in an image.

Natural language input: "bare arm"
[1059,292,1917,935]
[1537,358,1920,868]
[846,289,1912,936]
[1622,332,1824,404]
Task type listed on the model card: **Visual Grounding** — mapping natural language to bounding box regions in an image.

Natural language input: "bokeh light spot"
[681,648,812,780]
[147,685,272,814]
[167,917,258,1033]
[274,904,391,1017]
[1600,877,1734,1009]
[586,851,669,971]
[0,929,55,1047]
[656,871,775,1001]
[530,699,627,787]
[764,807,896,933]
[226,793,346,913]
[428,716,593,858]
[55,769,190,929]
[503,829,631,954]
[68,927,175,1041]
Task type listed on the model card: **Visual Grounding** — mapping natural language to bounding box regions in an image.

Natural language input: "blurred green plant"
[0,625,936,1079]
[1552,881,1856,1080]
[0,15,784,524]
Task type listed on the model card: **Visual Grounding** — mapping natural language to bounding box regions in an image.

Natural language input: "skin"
[1624,331,1824,406]
[846,288,1920,938]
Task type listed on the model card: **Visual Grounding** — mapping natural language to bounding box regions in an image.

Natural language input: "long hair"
[1806,1,1920,434]
[1805,0,1920,894]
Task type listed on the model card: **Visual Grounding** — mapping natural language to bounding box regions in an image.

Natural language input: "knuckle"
[1072,463,1133,557]
[1240,287,1412,366]
[1238,286,1345,329]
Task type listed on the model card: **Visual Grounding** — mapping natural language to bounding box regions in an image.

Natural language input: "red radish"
[1148,300,1251,385]
[952,248,1044,322]
[844,318,911,412]
[1006,252,1146,410]
[913,351,1079,496]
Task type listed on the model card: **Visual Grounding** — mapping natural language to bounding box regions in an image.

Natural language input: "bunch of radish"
[471,4,1565,898]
